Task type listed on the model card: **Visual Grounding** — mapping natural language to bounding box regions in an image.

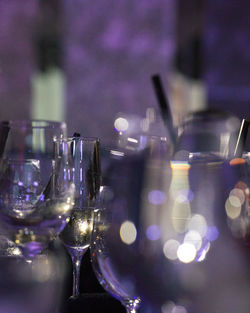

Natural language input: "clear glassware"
[59,136,101,298]
[99,142,250,313]
[90,186,141,313]
[0,120,75,259]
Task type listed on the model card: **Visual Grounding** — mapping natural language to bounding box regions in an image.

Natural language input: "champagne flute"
[91,186,141,313]
[59,136,101,298]
[0,120,75,259]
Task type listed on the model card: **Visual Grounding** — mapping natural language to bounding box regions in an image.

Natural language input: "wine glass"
[0,120,75,259]
[101,146,250,313]
[90,186,141,313]
[59,136,101,298]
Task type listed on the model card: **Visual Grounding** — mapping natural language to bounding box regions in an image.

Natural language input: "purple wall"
[203,0,250,118]
[63,0,176,140]
[0,0,176,143]
[0,1,37,120]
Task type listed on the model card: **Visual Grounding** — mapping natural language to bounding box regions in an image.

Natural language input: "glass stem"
[123,300,139,313]
[71,252,84,298]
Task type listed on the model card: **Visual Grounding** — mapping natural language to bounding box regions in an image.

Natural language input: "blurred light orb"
[177,243,196,263]
[184,230,202,251]
[188,214,207,237]
[229,188,245,205]
[146,225,161,241]
[163,239,180,260]
[148,190,166,205]
[225,198,241,219]
[206,226,219,241]
[114,117,129,132]
[161,301,175,313]
[120,221,137,245]
[228,195,241,207]
[172,305,187,313]
[177,189,194,203]
[161,302,188,313]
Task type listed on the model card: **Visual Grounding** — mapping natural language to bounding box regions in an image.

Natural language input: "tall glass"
[102,148,250,312]
[59,137,101,298]
[0,120,75,259]
[91,186,141,313]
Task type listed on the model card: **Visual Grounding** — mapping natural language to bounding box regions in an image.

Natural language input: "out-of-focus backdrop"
[0,0,249,143]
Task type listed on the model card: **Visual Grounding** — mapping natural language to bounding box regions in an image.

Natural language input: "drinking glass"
[91,186,141,313]
[102,148,250,313]
[59,137,101,298]
[0,120,75,259]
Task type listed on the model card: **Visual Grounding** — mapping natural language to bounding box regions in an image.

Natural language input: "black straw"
[151,74,176,145]
[234,119,250,157]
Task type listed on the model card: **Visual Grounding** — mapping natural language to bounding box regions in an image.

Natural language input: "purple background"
[0,0,249,141]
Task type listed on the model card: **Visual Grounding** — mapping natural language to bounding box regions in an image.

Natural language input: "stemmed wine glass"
[59,136,101,298]
[101,144,250,313]
[0,120,75,259]
[90,186,141,313]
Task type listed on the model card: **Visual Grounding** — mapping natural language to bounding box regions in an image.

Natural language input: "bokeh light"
[163,239,180,260]
[229,188,245,205]
[146,225,161,241]
[114,117,129,132]
[184,230,202,251]
[120,221,137,245]
[225,197,241,219]
[177,243,196,263]
[176,189,194,203]
[188,214,207,237]
[206,226,219,241]
[148,190,166,205]
[161,302,187,313]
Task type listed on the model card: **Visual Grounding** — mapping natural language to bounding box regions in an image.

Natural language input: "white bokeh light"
[188,214,207,237]
[163,239,180,260]
[177,243,196,263]
[229,188,245,205]
[184,230,202,251]
[120,221,137,245]
[114,117,129,132]
[225,197,241,219]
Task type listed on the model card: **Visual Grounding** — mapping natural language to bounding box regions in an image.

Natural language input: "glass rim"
[0,120,67,130]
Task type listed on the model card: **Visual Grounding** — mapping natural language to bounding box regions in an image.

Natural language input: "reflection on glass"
[59,137,101,298]
[0,120,74,259]
[102,148,250,312]
[91,192,141,313]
